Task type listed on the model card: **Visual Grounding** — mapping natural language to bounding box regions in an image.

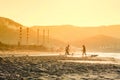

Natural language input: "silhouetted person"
[65,45,70,55]
[82,45,86,57]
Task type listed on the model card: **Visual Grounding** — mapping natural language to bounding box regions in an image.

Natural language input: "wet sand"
[0,55,120,80]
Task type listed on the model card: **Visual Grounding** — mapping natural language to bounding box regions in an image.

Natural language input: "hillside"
[31,25,120,43]
[0,17,24,44]
[0,17,120,52]
[73,35,120,52]
[0,17,66,48]
[0,17,24,29]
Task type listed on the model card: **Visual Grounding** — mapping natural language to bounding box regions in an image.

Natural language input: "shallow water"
[65,51,120,59]
[86,52,120,59]
[59,60,120,65]
[0,51,120,59]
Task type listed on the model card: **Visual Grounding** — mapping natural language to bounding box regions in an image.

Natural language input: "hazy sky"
[0,0,120,27]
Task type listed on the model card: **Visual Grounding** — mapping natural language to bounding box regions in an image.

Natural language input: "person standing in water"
[82,45,86,57]
[65,45,70,55]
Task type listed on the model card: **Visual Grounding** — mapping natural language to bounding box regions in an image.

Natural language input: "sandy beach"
[0,54,120,80]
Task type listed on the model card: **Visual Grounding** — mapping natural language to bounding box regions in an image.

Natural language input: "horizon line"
[1,16,120,27]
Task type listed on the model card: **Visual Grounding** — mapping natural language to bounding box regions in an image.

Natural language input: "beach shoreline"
[0,55,120,80]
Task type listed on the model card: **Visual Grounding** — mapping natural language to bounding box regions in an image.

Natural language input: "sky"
[0,0,120,27]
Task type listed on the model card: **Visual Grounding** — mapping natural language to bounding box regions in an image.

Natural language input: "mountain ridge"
[72,34,120,52]
[0,17,120,52]
[0,17,24,29]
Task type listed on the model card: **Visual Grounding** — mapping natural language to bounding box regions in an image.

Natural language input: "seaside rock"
[116,70,120,74]
[0,77,5,80]
[0,57,3,62]
[0,56,119,79]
